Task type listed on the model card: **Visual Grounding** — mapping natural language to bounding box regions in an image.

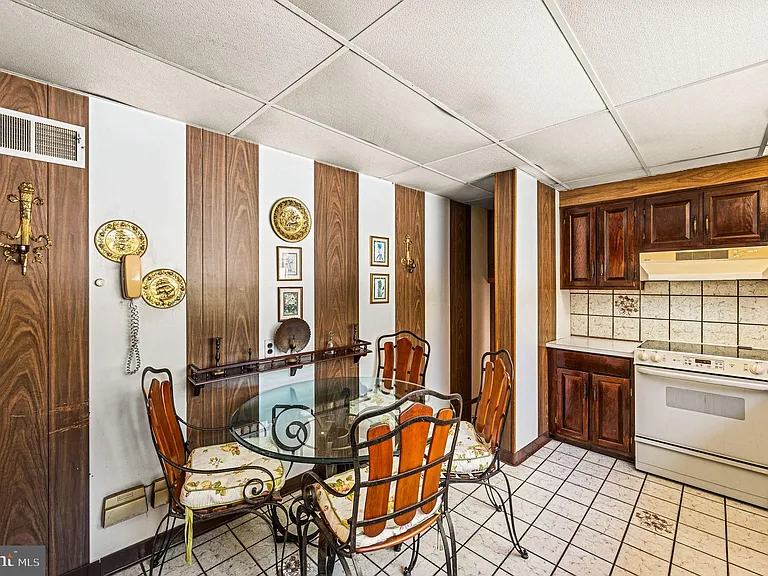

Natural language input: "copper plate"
[270,197,311,243]
[274,318,311,353]
[94,220,148,262]
[142,268,186,309]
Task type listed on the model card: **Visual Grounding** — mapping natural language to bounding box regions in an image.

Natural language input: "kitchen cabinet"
[703,182,768,246]
[561,206,596,288]
[641,190,701,251]
[549,349,633,459]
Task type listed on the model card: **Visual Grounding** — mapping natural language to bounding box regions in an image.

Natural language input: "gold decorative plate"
[142,268,186,309]
[270,197,311,243]
[95,220,148,262]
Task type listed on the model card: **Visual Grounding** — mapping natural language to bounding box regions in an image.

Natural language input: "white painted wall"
[555,189,571,337]
[470,206,491,398]
[514,170,539,450]
[89,99,187,560]
[358,175,396,377]
[424,193,451,394]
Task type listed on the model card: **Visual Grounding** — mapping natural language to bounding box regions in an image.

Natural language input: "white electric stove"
[634,340,768,508]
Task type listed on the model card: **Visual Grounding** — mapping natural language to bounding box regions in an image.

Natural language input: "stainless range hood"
[640,246,768,281]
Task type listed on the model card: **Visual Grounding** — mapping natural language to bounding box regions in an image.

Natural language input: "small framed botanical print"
[277,246,302,281]
[370,236,389,267]
[278,287,303,321]
[370,273,390,304]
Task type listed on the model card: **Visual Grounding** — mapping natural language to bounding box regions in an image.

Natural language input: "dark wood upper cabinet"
[641,190,702,251]
[561,206,596,288]
[554,367,590,442]
[590,373,631,454]
[597,200,636,288]
[703,182,768,246]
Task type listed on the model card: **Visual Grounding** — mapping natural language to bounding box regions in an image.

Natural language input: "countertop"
[545,336,640,359]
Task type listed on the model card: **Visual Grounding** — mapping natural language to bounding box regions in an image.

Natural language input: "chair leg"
[501,472,528,559]
[436,518,454,576]
[445,511,458,576]
[484,480,503,512]
[269,503,289,576]
[337,556,359,576]
[403,534,421,576]
[149,511,175,576]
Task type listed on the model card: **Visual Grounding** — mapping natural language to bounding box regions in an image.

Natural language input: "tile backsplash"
[570,280,768,348]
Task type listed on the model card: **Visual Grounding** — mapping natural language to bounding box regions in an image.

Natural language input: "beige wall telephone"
[122,254,142,375]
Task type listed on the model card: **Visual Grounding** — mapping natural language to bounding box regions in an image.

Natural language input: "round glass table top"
[229,376,450,465]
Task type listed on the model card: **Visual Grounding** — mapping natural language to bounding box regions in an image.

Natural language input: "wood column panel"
[449,201,472,419]
[395,185,425,339]
[314,162,360,380]
[537,183,556,436]
[494,170,515,452]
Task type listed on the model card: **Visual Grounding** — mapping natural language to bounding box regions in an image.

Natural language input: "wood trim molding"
[537,183,556,437]
[509,433,551,466]
[395,185,426,338]
[449,200,472,420]
[560,156,768,207]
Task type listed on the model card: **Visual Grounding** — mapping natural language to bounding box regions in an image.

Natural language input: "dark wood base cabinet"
[549,349,634,459]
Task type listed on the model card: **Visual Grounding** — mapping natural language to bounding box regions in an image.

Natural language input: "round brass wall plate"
[95,220,148,262]
[270,197,311,243]
[142,268,186,309]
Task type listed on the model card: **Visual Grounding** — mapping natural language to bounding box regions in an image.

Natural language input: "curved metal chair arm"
[300,470,354,499]
[154,448,278,484]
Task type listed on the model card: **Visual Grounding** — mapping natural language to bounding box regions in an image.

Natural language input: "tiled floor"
[119,438,768,576]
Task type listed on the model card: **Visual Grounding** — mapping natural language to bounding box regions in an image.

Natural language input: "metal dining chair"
[295,388,463,576]
[141,366,288,575]
[375,330,431,388]
[442,349,528,559]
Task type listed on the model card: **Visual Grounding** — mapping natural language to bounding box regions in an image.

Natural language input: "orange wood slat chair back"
[377,330,431,390]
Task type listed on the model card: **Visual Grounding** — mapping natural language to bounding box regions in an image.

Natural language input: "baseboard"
[509,433,551,466]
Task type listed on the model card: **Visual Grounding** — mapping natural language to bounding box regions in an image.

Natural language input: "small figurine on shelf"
[326,331,336,357]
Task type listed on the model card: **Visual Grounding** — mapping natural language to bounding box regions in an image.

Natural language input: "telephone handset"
[122,254,142,375]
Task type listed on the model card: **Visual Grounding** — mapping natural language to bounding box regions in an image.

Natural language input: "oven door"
[635,365,768,467]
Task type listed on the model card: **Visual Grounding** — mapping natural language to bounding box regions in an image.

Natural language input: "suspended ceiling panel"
[618,63,768,166]
[471,175,496,193]
[357,0,605,140]
[425,144,522,184]
[277,51,491,163]
[28,0,341,100]
[238,107,416,178]
[506,112,642,182]
[0,1,262,133]
[438,184,493,204]
[555,0,768,105]
[287,0,402,38]
[564,168,648,189]
[649,148,760,176]
[385,165,463,193]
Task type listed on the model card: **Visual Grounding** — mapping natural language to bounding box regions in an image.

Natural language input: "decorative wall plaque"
[94,220,148,262]
[270,197,311,243]
[141,268,186,308]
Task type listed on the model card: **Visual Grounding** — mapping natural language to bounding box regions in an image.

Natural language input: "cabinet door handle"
[705,216,710,235]
[583,382,588,399]
[692,216,697,235]
[592,262,595,279]
[601,261,605,278]
[593,387,597,402]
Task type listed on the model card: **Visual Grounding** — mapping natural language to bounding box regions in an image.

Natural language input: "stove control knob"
[650,352,662,363]
[638,350,649,362]
[749,362,765,375]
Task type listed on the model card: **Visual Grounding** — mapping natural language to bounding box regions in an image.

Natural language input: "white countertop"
[546,336,640,359]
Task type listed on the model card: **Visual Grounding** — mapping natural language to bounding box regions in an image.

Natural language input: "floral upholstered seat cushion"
[179,442,284,510]
[314,463,440,548]
[444,421,494,476]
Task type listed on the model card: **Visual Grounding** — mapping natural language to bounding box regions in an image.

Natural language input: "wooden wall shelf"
[187,339,372,394]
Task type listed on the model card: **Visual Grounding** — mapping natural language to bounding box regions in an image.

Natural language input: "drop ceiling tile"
[649,148,760,176]
[278,52,491,163]
[238,108,416,178]
[425,144,521,183]
[471,175,496,193]
[564,168,648,189]
[356,0,604,140]
[468,196,494,211]
[286,0,401,38]
[29,0,340,100]
[618,63,768,166]
[385,166,463,193]
[556,0,768,104]
[505,112,642,182]
[0,2,262,133]
[437,184,493,204]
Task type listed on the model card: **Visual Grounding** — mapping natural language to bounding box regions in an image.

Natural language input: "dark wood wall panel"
[450,201,472,419]
[0,72,50,549]
[537,183,556,436]
[47,85,89,574]
[494,170,516,452]
[314,162,359,380]
[394,185,425,338]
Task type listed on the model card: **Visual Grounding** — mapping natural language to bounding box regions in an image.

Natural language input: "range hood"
[640,246,768,281]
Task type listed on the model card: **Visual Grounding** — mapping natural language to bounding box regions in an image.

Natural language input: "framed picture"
[278,287,303,321]
[370,236,389,267]
[370,273,390,304]
[277,246,302,281]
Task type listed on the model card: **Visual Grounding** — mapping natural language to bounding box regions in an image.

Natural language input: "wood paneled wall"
[450,200,472,419]
[0,72,89,574]
[537,183,557,436]
[494,170,516,452]
[314,162,359,380]
[394,185,426,338]
[186,127,259,446]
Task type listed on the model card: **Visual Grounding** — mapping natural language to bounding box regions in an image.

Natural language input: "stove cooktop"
[638,340,768,361]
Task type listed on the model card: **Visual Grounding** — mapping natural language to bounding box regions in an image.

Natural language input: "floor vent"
[0,107,85,168]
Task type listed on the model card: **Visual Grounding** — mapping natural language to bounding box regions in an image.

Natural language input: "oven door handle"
[637,366,768,392]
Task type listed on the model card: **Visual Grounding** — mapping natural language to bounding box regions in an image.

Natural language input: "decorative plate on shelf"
[142,268,186,309]
[94,220,148,262]
[270,197,311,242]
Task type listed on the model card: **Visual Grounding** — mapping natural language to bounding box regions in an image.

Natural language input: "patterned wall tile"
[702,323,738,346]
[670,296,701,321]
[702,297,738,323]
[589,293,613,316]
[614,318,640,341]
[739,281,768,297]
[643,281,670,295]
[640,295,670,319]
[703,280,737,296]
[739,297,768,326]
[641,319,670,340]
[670,281,701,296]
[670,320,702,343]
[589,316,613,338]
[739,324,768,348]
[572,314,588,337]
[571,292,588,315]
[614,293,640,318]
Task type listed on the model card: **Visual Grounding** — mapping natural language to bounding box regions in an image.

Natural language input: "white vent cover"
[0,107,85,168]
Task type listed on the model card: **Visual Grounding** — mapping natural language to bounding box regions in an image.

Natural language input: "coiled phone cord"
[126,299,141,375]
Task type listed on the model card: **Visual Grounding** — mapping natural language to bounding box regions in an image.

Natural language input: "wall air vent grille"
[676,249,729,261]
[0,107,85,168]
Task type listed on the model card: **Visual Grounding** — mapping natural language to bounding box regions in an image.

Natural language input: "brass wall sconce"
[0,182,52,276]
[400,233,418,274]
